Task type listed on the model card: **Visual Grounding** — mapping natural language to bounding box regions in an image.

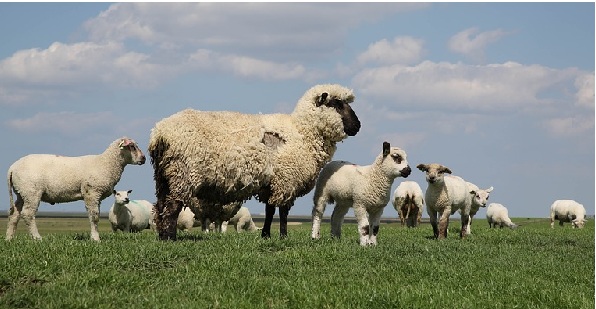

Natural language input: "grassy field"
[0,217,593,309]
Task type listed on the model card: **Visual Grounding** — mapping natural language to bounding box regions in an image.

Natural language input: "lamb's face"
[470,187,493,208]
[572,217,587,228]
[120,138,146,165]
[417,163,452,185]
[113,190,131,205]
[382,142,411,178]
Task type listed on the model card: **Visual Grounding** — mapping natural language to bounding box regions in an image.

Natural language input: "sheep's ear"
[416,164,428,172]
[382,142,390,157]
[487,186,494,193]
[442,167,452,174]
[113,190,117,195]
[469,190,477,195]
[316,92,329,107]
[127,190,133,194]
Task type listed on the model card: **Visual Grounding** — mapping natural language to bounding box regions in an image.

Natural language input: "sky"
[0,2,594,221]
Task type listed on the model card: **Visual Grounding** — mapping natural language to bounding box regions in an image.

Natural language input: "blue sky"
[1,2,594,221]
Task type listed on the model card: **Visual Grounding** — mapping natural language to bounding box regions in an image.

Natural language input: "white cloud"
[448,27,508,62]
[357,36,425,66]
[353,61,579,112]
[574,73,595,109]
[5,111,113,135]
[544,115,594,137]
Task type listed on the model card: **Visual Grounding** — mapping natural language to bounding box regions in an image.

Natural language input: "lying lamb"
[550,199,588,229]
[392,181,424,228]
[6,137,146,241]
[149,84,360,241]
[417,163,471,239]
[460,182,493,235]
[221,206,260,233]
[311,142,412,246]
[109,190,154,232]
[486,203,518,229]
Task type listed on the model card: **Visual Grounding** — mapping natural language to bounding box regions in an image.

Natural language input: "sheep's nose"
[401,165,412,177]
[139,155,146,165]
[124,198,130,203]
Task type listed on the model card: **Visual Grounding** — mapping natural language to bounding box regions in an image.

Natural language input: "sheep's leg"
[279,205,289,238]
[83,199,101,241]
[353,205,370,246]
[261,204,275,239]
[367,209,383,246]
[428,209,439,238]
[155,199,182,241]
[311,195,328,239]
[438,207,451,239]
[330,203,350,239]
[459,213,470,239]
[6,193,24,240]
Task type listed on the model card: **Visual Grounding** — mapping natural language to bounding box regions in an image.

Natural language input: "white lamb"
[417,163,472,239]
[221,206,260,233]
[311,142,412,246]
[6,137,146,241]
[550,199,588,229]
[486,203,518,229]
[392,181,424,228]
[177,207,201,232]
[108,190,154,232]
[460,182,493,235]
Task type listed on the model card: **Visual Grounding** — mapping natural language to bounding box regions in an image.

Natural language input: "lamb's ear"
[316,92,329,107]
[383,141,390,157]
[416,164,428,172]
[127,190,133,194]
[486,186,494,193]
[113,190,117,195]
[442,167,452,174]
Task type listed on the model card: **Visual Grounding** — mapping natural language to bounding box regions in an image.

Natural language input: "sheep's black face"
[326,98,361,136]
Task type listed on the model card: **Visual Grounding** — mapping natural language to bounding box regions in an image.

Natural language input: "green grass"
[0,218,593,309]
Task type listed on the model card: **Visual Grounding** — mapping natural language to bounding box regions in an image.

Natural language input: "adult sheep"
[392,181,424,228]
[550,200,588,229]
[6,137,146,241]
[109,190,154,232]
[417,163,472,239]
[149,84,361,240]
[311,142,411,246]
[486,203,518,229]
[460,182,493,235]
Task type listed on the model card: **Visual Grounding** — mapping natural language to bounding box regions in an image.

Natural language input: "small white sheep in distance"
[486,203,518,229]
[460,182,493,235]
[221,206,260,233]
[176,201,243,233]
[311,141,412,246]
[149,84,361,241]
[550,199,588,229]
[392,181,424,228]
[6,137,146,241]
[109,190,154,232]
[177,207,201,231]
[417,163,472,239]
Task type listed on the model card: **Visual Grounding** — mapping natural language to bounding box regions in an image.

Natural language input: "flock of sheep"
[5,84,589,244]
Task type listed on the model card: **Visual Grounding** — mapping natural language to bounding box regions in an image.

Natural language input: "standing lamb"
[109,190,154,232]
[392,181,424,228]
[311,142,412,246]
[417,163,472,239]
[550,200,588,229]
[460,182,493,235]
[6,137,146,241]
[149,84,361,241]
[486,203,518,229]
[221,206,260,233]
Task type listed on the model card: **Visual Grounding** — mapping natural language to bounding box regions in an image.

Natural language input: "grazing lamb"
[460,182,493,235]
[550,200,588,229]
[178,199,243,233]
[486,203,518,229]
[417,163,472,239]
[109,190,153,232]
[392,181,424,228]
[311,142,412,246]
[221,206,260,233]
[177,207,201,231]
[6,137,145,241]
[149,84,361,241]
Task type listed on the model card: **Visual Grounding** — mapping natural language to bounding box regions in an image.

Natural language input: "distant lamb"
[550,200,588,229]
[109,190,153,232]
[311,142,411,246]
[177,207,201,231]
[177,200,242,233]
[221,206,260,233]
[486,203,518,229]
[460,182,493,235]
[392,181,424,228]
[149,84,360,241]
[417,163,471,239]
[6,137,145,241]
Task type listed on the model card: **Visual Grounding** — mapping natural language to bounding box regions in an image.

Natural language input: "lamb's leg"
[155,198,182,241]
[6,193,24,240]
[428,209,439,238]
[367,208,383,246]
[438,207,451,239]
[311,196,328,239]
[279,205,289,238]
[21,198,42,240]
[353,206,370,246]
[83,198,101,241]
[330,203,350,239]
[261,204,275,239]
[459,213,470,239]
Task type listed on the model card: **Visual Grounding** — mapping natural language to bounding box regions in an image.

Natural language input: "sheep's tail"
[7,169,15,215]
[404,195,412,219]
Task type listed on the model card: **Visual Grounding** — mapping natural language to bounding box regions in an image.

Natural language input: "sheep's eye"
[392,154,402,164]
